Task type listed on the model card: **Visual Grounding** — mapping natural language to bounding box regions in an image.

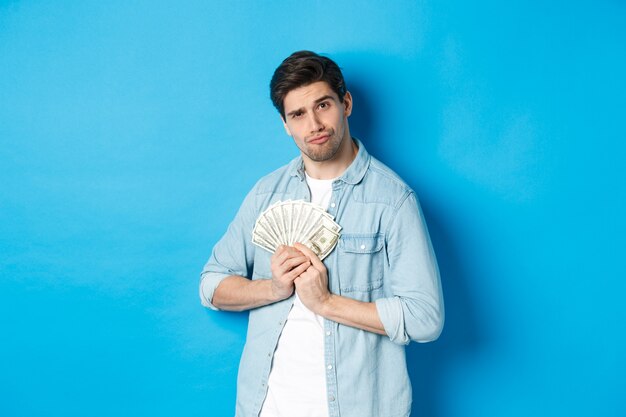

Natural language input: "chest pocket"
[337,233,385,297]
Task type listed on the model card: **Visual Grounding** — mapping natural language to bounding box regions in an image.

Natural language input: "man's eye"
[319,102,329,109]
[292,112,303,119]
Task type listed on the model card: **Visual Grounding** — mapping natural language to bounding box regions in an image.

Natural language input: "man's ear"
[343,91,353,118]
[282,117,292,136]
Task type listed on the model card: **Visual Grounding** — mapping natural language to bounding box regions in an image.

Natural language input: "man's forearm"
[317,294,387,336]
[212,276,282,311]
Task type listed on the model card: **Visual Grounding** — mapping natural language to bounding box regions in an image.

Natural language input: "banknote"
[251,200,341,260]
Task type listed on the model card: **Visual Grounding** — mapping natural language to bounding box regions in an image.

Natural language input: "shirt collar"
[288,137,370,185]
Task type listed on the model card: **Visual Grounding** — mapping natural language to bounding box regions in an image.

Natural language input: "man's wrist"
[315,293,336,317]
[268,279,292,304]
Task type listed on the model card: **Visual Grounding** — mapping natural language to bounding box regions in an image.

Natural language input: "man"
[200,51,444,417]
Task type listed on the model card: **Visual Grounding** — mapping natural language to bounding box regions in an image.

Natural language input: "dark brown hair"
[270,50,347,120]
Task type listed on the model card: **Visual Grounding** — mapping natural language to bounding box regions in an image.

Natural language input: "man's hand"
[270,245,311,301]
[293,243,332,314]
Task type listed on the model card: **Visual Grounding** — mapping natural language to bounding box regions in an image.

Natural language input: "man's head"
[269,52,355,174]
[270,51,347,121]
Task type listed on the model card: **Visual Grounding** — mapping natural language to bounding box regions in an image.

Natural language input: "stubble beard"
[302,128,345,162]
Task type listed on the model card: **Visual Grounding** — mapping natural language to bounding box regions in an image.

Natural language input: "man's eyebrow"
[286,107,305,118]
[314,95,334,104]
[286,95,336,117]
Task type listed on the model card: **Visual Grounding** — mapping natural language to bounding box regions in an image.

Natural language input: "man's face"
[282,81,352,163]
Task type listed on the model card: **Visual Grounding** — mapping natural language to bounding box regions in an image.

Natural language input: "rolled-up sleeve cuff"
[199,272,229,311]
[375,296,410,345]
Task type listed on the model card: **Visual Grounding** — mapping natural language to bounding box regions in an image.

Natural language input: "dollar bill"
[251,199,341,259]
[302,224,340,260]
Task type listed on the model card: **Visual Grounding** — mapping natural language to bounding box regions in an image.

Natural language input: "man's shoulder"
[368,156,412,189]
[363,154,415,204]
[250,155,301,195]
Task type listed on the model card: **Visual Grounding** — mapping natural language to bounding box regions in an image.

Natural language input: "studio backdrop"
[1,1,625,416]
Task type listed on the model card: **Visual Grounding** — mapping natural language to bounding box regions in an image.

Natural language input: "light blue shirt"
[200,139,444,417]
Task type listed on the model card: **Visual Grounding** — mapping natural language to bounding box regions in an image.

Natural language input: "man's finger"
[283,246,305,257]
[274,247,295,265]
[287,260,311,280]
[271,246,286,264]
[293,243,325,270]
[282,255,309,271]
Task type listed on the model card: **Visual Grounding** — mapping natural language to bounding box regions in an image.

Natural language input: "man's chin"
[305,147,337,162]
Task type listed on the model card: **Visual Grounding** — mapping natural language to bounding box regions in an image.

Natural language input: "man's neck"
[303,137,358,180]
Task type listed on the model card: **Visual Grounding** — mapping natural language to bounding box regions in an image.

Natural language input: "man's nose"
[307,113,324,133]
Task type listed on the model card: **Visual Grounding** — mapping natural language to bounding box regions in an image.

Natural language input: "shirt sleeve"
[199,186,258,310]
[375,191,444,345]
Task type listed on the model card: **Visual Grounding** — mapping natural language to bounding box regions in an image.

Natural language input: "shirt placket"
[324,179,343,417]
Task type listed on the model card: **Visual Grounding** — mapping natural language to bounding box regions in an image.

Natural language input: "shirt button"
[326,331,331,336]
[360,244,366,250]
[327,364,333,370]
[329,394,335,402]
[330,202,336,208]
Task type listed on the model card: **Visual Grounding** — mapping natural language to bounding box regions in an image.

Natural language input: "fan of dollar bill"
[252,200,342,260]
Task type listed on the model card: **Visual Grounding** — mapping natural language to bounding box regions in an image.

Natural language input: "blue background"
[1,1,625,416]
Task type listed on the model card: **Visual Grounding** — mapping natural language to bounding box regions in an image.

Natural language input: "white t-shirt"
[259,173,335,417]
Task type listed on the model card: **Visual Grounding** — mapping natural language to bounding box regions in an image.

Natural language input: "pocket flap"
[339,233,384,253]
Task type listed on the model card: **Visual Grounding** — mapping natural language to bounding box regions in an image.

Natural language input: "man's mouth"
[308,134,330,145]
